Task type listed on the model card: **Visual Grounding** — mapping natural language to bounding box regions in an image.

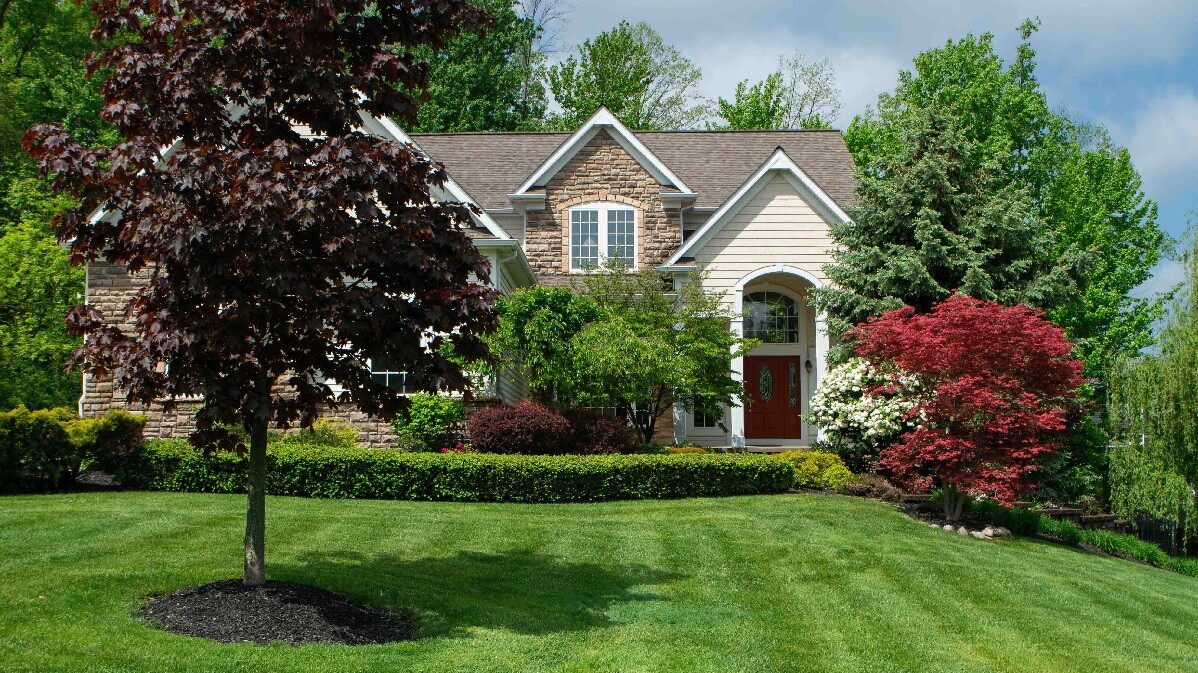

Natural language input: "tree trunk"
[243,414,269,586]
[943,484,967,522]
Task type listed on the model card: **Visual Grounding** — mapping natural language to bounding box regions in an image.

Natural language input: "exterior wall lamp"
[804,358,813,374]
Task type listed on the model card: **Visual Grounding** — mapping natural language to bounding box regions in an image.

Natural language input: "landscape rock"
[957,526,969,536]
[971,531,989,540]
[943,524,955,532]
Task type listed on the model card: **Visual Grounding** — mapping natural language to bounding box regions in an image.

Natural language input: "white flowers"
[809,358,920,457]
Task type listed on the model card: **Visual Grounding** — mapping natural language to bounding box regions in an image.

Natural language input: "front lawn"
[1,492,1195,673]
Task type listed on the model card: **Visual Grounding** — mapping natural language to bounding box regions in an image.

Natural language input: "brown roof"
[410,129,858,212]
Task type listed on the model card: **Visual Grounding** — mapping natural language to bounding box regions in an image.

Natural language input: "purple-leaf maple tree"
[24,0,496,585]
[850,296,1085,521]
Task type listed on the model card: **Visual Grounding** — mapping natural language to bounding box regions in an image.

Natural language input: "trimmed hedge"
[116,440,794,503]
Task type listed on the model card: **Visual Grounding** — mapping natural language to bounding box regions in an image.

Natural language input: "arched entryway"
[729,265,828,448]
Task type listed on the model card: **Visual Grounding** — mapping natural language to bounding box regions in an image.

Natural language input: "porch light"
[804,358,813,374]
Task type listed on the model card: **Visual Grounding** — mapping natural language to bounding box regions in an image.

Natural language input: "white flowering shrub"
[809,358,921,471]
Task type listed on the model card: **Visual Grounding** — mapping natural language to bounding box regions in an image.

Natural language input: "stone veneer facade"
[523,130,683,278]
[84,260,401,447]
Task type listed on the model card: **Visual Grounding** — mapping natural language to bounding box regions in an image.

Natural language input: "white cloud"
[1108,90,1198,203]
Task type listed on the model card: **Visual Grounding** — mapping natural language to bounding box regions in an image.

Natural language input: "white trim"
[473,239,537,288]
[372,114,511,240]
[512,107,692,196]
[664,148,851,266]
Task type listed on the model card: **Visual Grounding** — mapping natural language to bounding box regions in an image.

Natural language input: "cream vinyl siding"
[694,173,834,306]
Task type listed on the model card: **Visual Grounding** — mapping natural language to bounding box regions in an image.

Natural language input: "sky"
[548,0,1198,294]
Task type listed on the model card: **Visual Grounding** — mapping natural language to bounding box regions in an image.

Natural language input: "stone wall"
[523,130,682,279]
[84,261,403,448]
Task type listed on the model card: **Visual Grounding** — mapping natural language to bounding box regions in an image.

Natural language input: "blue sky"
[553,0,1198,294]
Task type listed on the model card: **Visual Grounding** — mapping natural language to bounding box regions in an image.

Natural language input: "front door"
[744,356,802,440]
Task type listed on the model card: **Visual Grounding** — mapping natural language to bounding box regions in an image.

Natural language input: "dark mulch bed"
[137,580,417,646]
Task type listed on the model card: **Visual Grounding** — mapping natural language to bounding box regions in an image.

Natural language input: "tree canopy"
[845,20,1168,379]
[412,0,548,132]
[813,104,1075,339]
[26,0,500,585]
[711,52,842,130]
[546,21,706,130]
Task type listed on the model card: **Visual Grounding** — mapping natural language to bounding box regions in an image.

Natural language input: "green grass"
[1,492,1196,673]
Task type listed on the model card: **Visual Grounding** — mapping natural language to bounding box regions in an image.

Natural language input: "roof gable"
[664,148,852,266]
[511,107,693,197]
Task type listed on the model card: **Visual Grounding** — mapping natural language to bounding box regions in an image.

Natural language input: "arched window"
[569,203,636,270]
[744,291,799,343]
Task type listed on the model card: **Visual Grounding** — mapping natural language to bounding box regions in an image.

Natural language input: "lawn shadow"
[271,548,682,638]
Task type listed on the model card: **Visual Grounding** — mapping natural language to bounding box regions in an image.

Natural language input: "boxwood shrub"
[116,440,794,503]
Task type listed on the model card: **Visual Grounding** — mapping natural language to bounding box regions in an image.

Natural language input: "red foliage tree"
[850,296,1084,520]
[24,0,494,585]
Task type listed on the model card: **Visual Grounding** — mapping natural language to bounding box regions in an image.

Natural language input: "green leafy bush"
[278,418,360,448]
[1040,517,1082,545]
[391,393,465,450]
[667,446,707,454]
[967,499,1042,536]
[116,440,795,503]
[0,406,78,491]
[775,451,853,489]
[74,409,147,472]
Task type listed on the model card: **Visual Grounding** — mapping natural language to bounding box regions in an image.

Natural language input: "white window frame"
[568,202,637,272]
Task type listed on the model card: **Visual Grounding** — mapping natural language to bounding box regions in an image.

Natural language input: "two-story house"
[82,107,856,449]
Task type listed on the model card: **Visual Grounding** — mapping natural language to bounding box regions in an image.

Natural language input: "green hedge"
[0,406,145,492]
[116,440,794,503]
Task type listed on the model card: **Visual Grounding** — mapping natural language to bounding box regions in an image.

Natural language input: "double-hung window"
[569,203,636,271]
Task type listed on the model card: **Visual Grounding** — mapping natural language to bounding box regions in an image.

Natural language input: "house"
[81,107,856,449]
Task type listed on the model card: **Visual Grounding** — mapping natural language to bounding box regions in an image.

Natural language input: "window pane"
[607,209,635,268]
[570,209,599,270]
[744,291,799,343]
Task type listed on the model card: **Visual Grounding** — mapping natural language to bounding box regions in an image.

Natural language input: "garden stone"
[993,527,1012,537]
[943,524,955,532]
[957,526,969,536]
[971,531,988,540]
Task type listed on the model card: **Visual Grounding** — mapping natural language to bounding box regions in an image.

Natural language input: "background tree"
[854,296,1085,520]
[1109,221,1198,533]
[0,0,109,408]
[546,21,706,130]
[26,0,497,586]
[514,0,571,114]
[571,266,752,443]
[711,52,842,130]
[845,20,1168,381]
[710,72,788,131]
[813,104,1075,339]
[413,0,548,132]
[0,220,82,409]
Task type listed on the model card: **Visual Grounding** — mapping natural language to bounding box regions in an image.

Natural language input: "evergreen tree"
[813,105,1074,340]
[846,20,1167,378]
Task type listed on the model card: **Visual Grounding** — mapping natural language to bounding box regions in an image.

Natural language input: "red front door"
[744,356,802,440]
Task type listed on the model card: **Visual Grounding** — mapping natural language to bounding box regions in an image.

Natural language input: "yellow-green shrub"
[667,446,707,454]
[775,450,853,489]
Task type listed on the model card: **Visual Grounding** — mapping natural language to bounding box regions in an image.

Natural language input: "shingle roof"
[410,129,857,212]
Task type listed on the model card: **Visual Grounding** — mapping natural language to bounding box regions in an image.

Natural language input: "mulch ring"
[137,580,417,646]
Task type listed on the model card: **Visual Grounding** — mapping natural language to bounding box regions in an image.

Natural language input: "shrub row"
[116,440,794,503]
[0,407,145,492]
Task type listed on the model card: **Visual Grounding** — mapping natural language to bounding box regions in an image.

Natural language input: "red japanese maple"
[850,295,1084,520]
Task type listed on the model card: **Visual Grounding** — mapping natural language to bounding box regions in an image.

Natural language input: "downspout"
[77,264,87,418]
